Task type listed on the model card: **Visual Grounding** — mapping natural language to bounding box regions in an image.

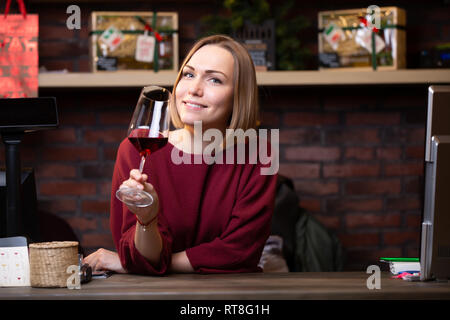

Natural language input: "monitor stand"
[1,132,24,237]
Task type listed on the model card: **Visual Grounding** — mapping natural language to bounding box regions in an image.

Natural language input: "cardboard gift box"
[318,6,406,70]
[89,11,178,72]
[234,20,276,71]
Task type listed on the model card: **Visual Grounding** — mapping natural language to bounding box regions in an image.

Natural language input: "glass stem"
[139,155,146,173]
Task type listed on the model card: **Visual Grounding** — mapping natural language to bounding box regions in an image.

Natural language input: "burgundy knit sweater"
[110,137,277,274]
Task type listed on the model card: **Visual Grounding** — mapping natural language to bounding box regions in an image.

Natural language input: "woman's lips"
[184,101,207,110]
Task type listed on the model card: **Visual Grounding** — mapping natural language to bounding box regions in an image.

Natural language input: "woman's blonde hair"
[170,34,259,131]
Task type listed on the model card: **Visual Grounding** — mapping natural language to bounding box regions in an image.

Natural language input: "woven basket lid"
[29,241,79,249]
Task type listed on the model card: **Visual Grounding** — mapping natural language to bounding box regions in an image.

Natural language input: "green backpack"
[271,175,345,272]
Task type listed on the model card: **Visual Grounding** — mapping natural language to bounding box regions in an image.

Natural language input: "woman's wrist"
[134,213,163,264]
[136,214,158,231]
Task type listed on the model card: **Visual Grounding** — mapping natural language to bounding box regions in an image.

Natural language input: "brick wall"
[0,0,449,271]
[260,85,427,270]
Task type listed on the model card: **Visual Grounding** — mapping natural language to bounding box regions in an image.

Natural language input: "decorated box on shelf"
[318,6,406,71]
[89,12,178,72]
[233,20,276,71]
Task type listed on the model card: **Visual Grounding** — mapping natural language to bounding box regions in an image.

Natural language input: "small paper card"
[355,28,385,54]
[100,26,124,52]
[323,22,346,51]
[0,237,31,287]
[135,33,155,63]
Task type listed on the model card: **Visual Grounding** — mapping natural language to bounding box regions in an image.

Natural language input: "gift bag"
[0,0,38,98]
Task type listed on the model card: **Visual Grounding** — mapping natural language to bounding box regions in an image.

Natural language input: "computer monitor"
[420,85,450,281]
[0,97,58,132]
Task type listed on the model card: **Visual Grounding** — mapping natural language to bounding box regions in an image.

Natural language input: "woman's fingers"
[143,181,154,193]
[92,260,102,271]
[130,169,148,183]
[117,170,158,220]
[119,170,149,190]
[83,250,103,271]
[120,178,144,190]
[129,169,140,180]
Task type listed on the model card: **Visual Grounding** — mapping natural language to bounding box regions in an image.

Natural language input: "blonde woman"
[84,35,277,274]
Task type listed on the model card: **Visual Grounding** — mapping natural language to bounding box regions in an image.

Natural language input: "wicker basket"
[29,241,79,288]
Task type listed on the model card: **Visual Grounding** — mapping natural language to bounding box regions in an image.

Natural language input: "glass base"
[116,187,154,207]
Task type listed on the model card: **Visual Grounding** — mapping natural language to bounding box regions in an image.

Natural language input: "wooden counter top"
[1,272,449,300]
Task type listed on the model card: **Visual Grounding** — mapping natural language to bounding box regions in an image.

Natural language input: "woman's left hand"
[83,248,127,273]
[119,169,160,225]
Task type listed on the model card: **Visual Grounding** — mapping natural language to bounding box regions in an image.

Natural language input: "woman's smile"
[183,100,208,110]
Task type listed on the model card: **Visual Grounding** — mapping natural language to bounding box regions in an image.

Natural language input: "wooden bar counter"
[1,272,450,300]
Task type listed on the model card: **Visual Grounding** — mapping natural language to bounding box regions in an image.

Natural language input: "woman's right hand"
[119,169,159,225]
[83,248,127,273]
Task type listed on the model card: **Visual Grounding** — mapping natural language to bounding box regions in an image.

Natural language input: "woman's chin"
[180,117,204,127]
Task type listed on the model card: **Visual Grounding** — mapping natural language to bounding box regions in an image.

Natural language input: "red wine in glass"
[128,128,168,157]
[116,86,171,207]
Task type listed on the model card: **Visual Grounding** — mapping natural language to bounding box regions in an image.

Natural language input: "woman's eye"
[210,78,222,84]
[183,71,193,78]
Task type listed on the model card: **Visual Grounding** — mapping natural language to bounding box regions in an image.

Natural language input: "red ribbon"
[4,0,27,18]
[144,24,163,42]
[359,17,379,33]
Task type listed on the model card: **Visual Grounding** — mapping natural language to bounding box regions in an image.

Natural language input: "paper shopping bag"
[0,6,38,98]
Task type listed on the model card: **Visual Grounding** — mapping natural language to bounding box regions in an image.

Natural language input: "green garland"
[200,0,311,70]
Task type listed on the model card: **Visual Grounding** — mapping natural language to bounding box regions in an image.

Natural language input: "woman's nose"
[188,79,203,96]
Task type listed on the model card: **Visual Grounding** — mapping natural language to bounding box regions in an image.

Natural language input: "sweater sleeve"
[185,160,277,274]
[110,139,173,275]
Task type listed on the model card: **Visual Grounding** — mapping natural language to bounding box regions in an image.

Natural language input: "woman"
[84,34,277,274]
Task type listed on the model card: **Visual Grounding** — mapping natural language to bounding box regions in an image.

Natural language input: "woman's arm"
[124,169,163,264]
[170,251,194,273]
[133,218,162,264]
[83,247,193,274]
[110,139,172,275]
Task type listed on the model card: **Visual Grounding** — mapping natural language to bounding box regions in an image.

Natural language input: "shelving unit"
[38,69,450,88]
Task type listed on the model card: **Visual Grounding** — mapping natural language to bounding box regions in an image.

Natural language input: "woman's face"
[175,44,235,132]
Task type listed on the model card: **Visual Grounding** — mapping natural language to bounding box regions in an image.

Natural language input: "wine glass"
[115,85,171,207]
